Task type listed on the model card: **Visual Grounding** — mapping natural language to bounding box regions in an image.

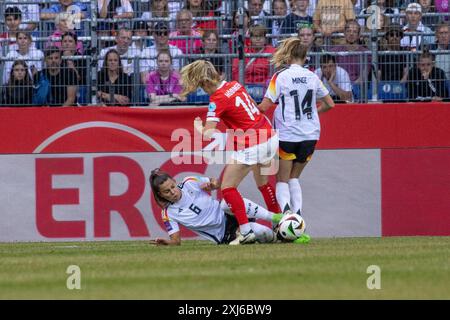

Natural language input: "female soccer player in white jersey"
[149,169,282,245]
[258,38,335,215]
[180,60,281,245]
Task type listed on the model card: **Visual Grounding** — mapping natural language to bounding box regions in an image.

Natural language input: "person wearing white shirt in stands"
[314,54,353,103]
[6,0,40,32]
[98,28,141,76]
[401,3,435,51]
[2,31,43,85]
[140,22,184,84]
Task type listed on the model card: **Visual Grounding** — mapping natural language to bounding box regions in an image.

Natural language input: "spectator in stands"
[40,0,90,36]
[298,25,321,71]
[99,28,141,76]
[281,0,313,35]
[358,0,398,30]
[133,20,151,51]
[2,31,43,85]
[61,32,88,103]
[6,0,40,32]
[401,3,435,51]
[229,9,251,52]
[1,7,22,52]
[435,0,450,22]
[231,24,276,85]
[313,0,355,45]
[140,22,184,84]
[35,47,77,106]
[248,0,271,29]
[98,0,134,48]
[194,30,225,79]
[379,24,409,82]
[97,49,133,106]
[331,20,371,84]
[270,0,288,47]
[1,60,34,106]
[46,13,84,53]
[169,9,203,54]
[432,22,450,79]
[315,54,353,103]
[141,0,171,30]
[419,0,441,30]
[146,50,186,106]
[407,51,449,101]
[168,0,183,26]
[185,0,217,34]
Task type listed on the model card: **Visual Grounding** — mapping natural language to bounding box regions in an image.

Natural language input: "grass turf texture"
[0,237,449,299]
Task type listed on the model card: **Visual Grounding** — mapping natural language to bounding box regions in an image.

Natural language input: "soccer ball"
[277,213,306,241]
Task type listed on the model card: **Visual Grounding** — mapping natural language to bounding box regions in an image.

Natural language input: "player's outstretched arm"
[258,97,275,113]
[317,95,335,113]
[149,232,181,246]
[194,117,218,139]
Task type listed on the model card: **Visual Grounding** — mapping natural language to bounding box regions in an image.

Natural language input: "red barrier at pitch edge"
[0,102,448,154]
[317,102,450,149]
[382,148,450,236]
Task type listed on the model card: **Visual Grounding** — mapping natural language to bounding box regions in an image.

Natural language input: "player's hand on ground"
[149,238,170,246]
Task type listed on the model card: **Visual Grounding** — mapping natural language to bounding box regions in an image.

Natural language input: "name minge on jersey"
[292,77,307,84]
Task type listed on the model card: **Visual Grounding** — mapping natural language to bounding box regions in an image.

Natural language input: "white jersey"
[162,176,226,244]
[265,64,329,142]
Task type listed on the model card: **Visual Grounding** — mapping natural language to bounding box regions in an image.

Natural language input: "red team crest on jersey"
[206,81,274,149]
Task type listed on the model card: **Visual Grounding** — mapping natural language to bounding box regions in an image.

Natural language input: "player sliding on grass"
[258,38,335,215]
[149,169,283,245]
[180,60,281,245]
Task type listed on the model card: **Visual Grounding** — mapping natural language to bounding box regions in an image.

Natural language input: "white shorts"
[230,134,279,165]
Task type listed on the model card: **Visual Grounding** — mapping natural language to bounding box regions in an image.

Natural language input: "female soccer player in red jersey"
[180,60,281,244]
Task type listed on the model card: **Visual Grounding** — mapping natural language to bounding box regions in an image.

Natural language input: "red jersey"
[206,81,274,149]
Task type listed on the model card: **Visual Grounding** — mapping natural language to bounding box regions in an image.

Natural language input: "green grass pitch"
[0,237,449,299]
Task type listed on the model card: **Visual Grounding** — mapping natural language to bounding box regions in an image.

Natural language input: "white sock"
[239,223,252,235]
[288,178,302,214]
[243,198,273,221]
[276,182,291,212]
[249,222,276,243]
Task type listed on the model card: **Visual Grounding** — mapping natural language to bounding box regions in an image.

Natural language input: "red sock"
[258,183,281,213]
[222,187,249,225]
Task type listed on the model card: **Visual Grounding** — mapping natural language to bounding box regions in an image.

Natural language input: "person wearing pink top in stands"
[169,9,203,54]
[146,50,186,106]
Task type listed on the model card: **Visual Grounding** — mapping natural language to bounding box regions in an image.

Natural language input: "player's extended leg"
[249,222,277,243]
[221,162,254,238]
[221,198,283,224]
[276,159,293,213]
[289,161,309,215]
[252,164,282,214]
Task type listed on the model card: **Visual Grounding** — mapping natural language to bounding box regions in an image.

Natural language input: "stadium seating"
[352,83,372,102]
[187,88,210,104]
[245,84,266,103]
[378,81,407,102]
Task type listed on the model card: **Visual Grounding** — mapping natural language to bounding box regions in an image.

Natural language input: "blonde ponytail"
[180,60,221,96]
[271,37,308,69]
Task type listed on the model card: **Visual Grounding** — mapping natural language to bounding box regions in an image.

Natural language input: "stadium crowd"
[0,0,449,106]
